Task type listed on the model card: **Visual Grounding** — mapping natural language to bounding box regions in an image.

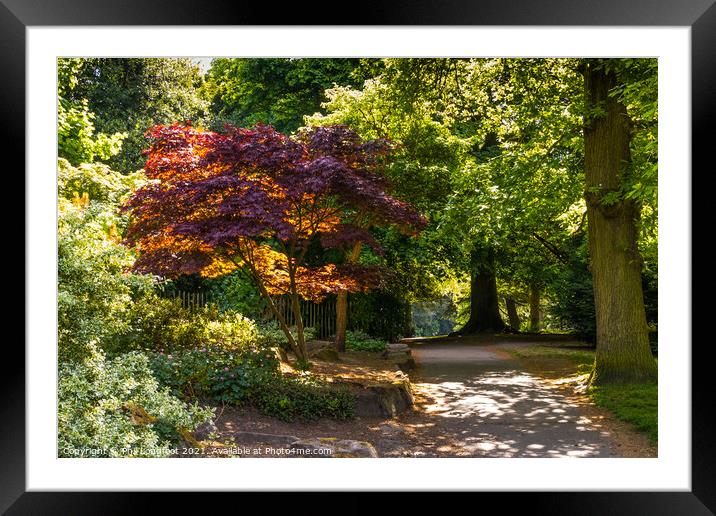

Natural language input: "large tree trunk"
[529,284,541,332]
[458,248,505,334]
[583,61,657,385]
[505,297,521,331]
[334,242,363,351]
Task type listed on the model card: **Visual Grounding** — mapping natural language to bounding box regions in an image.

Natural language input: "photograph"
[56,56,660,460]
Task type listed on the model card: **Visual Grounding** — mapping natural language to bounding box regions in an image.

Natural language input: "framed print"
[6,0,711,513]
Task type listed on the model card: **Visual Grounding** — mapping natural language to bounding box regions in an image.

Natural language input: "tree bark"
[286,254,308,366]
[333,242,363,351]
[583,61,657,385]
[457,248,505,334]
[334,290,348,352]
[505,297,521,331]
[529,284,541,332]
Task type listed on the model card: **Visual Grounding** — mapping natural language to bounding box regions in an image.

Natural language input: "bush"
[110,294,260,354]
[206,271,266,318]
[252,373,355,421]
[255,321,317,350]
[58,158,144,205]
[58,348,214,457]
[147,345,280,402]
[147,345,355,422]
[345,330,388,352]
[58,199,153,363]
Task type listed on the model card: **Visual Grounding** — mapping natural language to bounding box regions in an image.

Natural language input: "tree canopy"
[58,56,660,382]
[122,122,424,361]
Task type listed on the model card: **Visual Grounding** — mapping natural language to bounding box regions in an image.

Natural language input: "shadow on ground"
[385,337,616,458]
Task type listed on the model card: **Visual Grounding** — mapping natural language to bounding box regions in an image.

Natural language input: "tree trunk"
[583,61,657,385]
[289,290,307,363]
[505,297,521,331]
[334,242,362,352]
[458,248,505,334]
[285,257,308,366]
[334,290,348,352]
[529,284,541,332]
[258,287,306,362]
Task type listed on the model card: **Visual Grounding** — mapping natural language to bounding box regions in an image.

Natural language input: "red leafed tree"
[122,123,425,363]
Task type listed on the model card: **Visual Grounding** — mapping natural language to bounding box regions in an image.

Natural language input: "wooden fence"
[157,287,337,339]
[269,295,337,339]
[158,288,214,310]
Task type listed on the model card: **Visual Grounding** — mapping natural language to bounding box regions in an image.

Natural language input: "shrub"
[110,294,260,354]
[252,373,355,421]
[147,345,355,422]
[58,199,153,363]
[147,345,280,402]
[256,321,317,351]
[206,270,266,318]
[58,348,214,457]
[58,158,144,205]
[345,330,388,352]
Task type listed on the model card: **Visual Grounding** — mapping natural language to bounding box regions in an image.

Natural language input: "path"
[204,335,628,458]
[378,336,618,457]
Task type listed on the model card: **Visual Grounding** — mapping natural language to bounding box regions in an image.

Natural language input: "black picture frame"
[6,0,710,513]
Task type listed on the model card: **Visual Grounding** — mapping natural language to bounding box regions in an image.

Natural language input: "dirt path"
[202,335,652,457]
[389,336,618,457]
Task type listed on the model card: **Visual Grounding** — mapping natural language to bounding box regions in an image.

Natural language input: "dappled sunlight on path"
[387,339,616,458]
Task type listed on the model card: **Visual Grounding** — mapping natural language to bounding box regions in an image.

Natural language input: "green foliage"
[344,330,388,352]
[147,345,354,421]
[308,58,587,322]
[207,58,374,134]
[58,348,214,457]
[65,58,210,172]
[58,158,146,205]
[147,345,279,401]
[110,293,260,354]
[255,321,317,350]
[547,234,597,342]
[58,199,152,363]
[58,59,127,166]
[588,383,658,444]
[206,271,265,318]
[348,290,413,342]
[58,98,127,166]
[252,373,356,421]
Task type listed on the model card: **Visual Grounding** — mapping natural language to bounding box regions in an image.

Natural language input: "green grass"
[503,343,657,445]
[588,383,658,445]
[506,345,596,368]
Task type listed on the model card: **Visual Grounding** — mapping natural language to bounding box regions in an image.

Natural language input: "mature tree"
[207,58,381,135]
[58,58,127,166]
[65,58,210,173]
[582,59,658,384]
[122,123,424,363]
[307,65,465,344]
[335,59,585,336]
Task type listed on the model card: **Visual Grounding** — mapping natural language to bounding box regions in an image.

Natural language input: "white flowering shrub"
[58,348,214,457]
